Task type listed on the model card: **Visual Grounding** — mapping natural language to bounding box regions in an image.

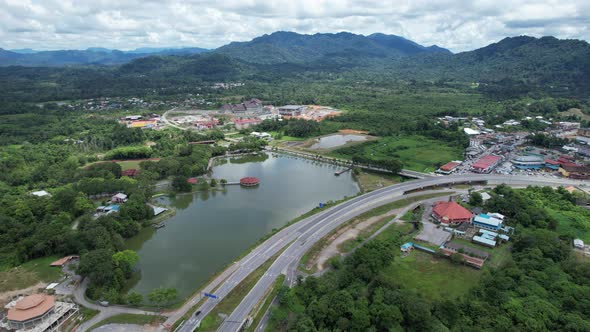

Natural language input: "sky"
[0,0,589,53]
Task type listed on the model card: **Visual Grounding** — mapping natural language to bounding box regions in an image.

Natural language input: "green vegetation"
[383,250,481,300]
[245,275,285,332]
[330,135,463,172]
[198,251,283,331]
[90,313,165,331]
[271,185,590,331]
[0,256,62,292]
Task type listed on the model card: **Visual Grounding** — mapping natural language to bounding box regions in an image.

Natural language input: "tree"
[127,291,143,306]
[450,252,464,265]
[112,250,139,278]
[148,287,177,310]
[210,178,217,187]
[171,176,191,192]
[220,179,227,185]
[469,192,483,206]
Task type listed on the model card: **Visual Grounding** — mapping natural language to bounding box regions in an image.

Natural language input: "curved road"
[169,174,586,332]
[74,279,166,332]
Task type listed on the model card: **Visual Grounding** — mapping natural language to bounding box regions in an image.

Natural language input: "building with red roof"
[437,161,461,174]
[471,155,502,173]
[240,177,260,187]
[187,177,198,184]
[432,201,473,225]
[7,294,55,330]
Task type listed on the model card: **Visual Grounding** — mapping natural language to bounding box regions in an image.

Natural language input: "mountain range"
[0,31,589,98]
[0,47,209,66]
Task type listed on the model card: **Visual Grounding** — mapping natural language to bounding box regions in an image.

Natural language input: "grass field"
[380,250,481,301]
[90,313,165,330]
[549,208,590,242]
[355,170,402,192]
[116,160,143,171]
[329,135,463,173]
[0,256,62,293]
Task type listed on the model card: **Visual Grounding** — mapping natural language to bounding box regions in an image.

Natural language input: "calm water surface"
[310,134,367,149]
[128,153,359,298]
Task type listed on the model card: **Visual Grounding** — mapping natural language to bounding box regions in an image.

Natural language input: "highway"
[171,174,586,332]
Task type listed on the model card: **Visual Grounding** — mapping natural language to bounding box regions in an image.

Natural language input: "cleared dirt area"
[313,207,403,271]
[0,282,46,306]
[338,129,369,135]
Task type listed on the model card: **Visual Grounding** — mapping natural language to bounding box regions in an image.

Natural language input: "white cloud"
[0,0,588,52]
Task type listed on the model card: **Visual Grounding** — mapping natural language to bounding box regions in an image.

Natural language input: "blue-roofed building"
[473,213,503,231]
[400,242,414,252]
[473,235,496,247]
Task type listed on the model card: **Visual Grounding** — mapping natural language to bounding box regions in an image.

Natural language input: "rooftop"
[472,155,501,170]
[433,201,473,221]
[7,294,55,322]
[439,161,461,172]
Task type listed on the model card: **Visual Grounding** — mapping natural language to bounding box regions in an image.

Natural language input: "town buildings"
[278,105,306,117]
[472,213,504,231]
[436,161,462,174]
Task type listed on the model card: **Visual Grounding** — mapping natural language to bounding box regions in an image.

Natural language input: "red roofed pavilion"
[432,201,473,225]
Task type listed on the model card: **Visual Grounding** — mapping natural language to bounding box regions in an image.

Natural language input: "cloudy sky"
[0,0,588,52]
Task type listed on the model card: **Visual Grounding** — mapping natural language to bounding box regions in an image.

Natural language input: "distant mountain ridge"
[0,46,209,66]
[214,31,451,64]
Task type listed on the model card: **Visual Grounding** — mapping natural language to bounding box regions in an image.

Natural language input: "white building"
[574,239,585,249]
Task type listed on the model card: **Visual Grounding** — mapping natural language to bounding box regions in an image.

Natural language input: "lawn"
[355,170,402,192]
[549,208,590,242]
[381,250,481,301]
[116,160,143,171]
[329,135,463,172]
[0,256,63,293]
[90,313,165,330]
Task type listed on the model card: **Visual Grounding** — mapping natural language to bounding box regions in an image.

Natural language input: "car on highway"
[195,310,202,317]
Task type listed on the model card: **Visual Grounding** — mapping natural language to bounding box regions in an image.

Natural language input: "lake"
[310,134,368,149]
[127,153,360,299]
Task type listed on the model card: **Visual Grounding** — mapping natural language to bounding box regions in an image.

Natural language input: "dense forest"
[270,186,590,331]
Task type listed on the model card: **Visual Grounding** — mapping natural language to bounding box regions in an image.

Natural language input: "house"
[472,213,503,231]
[574,239,585,249]
[436,161,461,174]
[6,294,56,330]
[278,105,305,117]
[112,193,128,203]
[400,242,414,252]
[50,255,79,267]
[432,201,473,225]
[480,192,492,202]
[187,177,198,184]
[473,235,496,247]
[244,98,263,112]
[471,155,502,173]
[5,294,78,331]
[559,164,590,180]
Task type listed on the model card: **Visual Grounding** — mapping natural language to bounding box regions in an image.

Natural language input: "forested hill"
[1,34,589,100]
[391,36,590,96]
[0,47,209,67]
[214,31,451,64]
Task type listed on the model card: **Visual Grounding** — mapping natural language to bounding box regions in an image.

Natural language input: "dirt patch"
[339,129,369,135]
[0,282,47,306]
[312,208,402,271]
